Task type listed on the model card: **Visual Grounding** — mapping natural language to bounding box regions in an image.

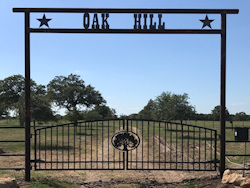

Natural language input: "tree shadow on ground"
[76,132,96,136]
[166,129,197,133]
[33,144,74,151]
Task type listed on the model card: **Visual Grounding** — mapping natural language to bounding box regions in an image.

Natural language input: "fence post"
[24,10,31,182]
[220,13,226,178]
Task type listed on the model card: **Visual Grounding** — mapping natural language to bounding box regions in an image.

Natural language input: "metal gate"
[34,119,217,171]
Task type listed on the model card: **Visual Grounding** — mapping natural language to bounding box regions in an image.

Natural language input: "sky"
[0,0,249,116]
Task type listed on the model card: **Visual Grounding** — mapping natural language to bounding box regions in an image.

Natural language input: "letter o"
[83,13,90,29]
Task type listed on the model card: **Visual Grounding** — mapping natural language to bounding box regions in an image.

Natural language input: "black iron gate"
[34,119,217,171]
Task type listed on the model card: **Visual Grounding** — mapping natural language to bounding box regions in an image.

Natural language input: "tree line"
[122,93,250,122]
[0,74,116,126]
[0,74,249,126]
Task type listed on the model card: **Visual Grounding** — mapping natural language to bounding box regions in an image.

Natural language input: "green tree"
[93,105,116,119]
[81,105,116,121]
[234,112,248,121]
[0,75,24,110]
[119,114,128,119]
[65,110,83,122]
[83,110,103,121]
[0,75,54,126]
[47,74,106,124]
[0,97,8,119]
[138,99,156,120]
[0,105,8,119]
[128,113,139,119]
[211,105,230,121]
[154,92,195,123]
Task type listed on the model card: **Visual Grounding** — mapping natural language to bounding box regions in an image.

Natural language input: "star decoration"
[200,15,214,29]
[37,14,52,28]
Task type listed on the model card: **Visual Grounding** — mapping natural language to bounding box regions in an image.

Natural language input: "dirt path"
[13,169,225,188]
[38,169,219,187]
[80,170,218,184]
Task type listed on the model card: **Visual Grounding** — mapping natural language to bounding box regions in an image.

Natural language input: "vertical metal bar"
[153,121,155,169]
[127,120,129,169]
[243,142,246,176]
[123,151,125,170]
[45,129,47,169]
[57,125,58,169]
[34,130,37,170]
[62,125,64,169]
[39,130,41,169]
[220,13,227,178]
[211,130,212,170]
[205,129,207,170]
[91,121,93,169]
[108,120,109,169]
[79,123,81,169]
[165,122,166,169]
[85,122,87,169]
[130,120,132,169]
[119,120,121,169]
[146,121,150,169]
[159,121,160,169]
[102,121,104,169]
[214,130,217,171]
[74,124,76,169]
[68,124,70,169]
[51,127,52,169]
[24,10,31,182]
[112,120,115,169]
[193,127,195,170]
[142,120,144,169]
[97,121,99,169]
[136,120,138,169]
[170,123,172,169]
[176,124,178,169]
[123,119,125,169]
[199,128,201,170]
[187,125,189,170]
[182,124,183,170]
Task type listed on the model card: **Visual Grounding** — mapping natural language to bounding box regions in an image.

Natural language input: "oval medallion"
[111,130,140,151]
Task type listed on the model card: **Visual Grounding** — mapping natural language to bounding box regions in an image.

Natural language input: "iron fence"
[34,119,217,171]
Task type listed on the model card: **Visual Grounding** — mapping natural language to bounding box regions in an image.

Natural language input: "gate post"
[220,13,226,178]
[25,10,31,182]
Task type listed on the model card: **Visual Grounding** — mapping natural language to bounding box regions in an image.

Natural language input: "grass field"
[175,120,250,166]
[0,119,250,187]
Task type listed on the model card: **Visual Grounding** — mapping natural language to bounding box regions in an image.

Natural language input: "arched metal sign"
[13,8,238,181]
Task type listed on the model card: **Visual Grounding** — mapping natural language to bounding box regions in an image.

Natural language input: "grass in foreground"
[27,179,80,188]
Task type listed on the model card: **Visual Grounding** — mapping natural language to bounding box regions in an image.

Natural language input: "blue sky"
[0,0,249,116]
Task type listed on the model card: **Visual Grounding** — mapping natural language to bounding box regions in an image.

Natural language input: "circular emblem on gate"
[111,131,140,151]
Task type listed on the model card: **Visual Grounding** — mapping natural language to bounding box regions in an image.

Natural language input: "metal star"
[200,15,214,29]
[37,14,52,28]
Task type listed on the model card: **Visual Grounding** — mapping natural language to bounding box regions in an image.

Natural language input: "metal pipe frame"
[13,8,239,14]
[12,8,239,181]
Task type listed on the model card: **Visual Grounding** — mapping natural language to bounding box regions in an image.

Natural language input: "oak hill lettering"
[83,13,165,30]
